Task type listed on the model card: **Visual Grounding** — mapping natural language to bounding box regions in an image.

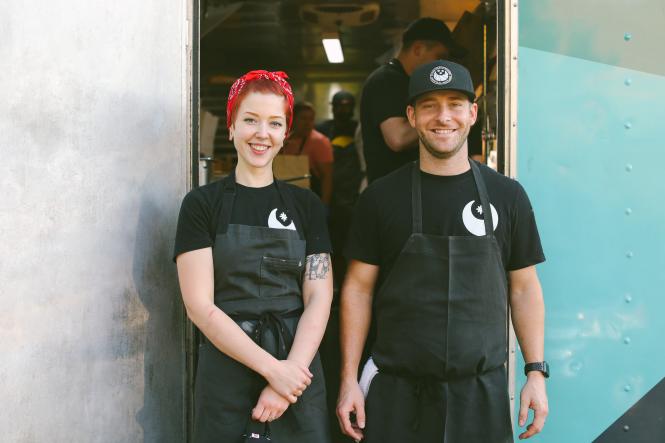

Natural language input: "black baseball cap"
[332,90,355,106]
[402,17,467,59]
[407,60,476,104]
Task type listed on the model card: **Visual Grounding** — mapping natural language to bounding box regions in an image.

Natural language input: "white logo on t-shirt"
[267,208,296,231]
[462,200,498,236]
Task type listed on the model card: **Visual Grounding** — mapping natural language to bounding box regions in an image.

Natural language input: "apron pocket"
[262,256,303,271]
[260,256,303,299]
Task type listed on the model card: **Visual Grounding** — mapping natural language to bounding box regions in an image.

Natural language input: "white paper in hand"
[358,356,379,398]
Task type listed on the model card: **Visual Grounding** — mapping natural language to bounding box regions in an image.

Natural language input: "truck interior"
[197,0,502,184]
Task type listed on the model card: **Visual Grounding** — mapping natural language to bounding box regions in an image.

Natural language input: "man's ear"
[411,41,423,57]
[406,105,417,128]
[469,102,478,125]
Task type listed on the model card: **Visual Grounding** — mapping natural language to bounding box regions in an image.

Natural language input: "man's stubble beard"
[418,126,470,160]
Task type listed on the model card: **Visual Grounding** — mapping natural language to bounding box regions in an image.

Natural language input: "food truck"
[2,1,663,441]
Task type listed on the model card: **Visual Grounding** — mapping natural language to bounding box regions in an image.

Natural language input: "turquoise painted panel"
[519,0,665,76]
[515,46,665,442]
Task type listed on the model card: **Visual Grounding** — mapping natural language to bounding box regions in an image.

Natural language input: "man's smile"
[430,128,457,135]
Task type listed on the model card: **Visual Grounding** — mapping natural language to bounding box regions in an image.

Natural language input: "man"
[337,60,549,442]
[361,17,467,183]
[282,102,334,205]
[316,92,364,443]
[316,90,363,286]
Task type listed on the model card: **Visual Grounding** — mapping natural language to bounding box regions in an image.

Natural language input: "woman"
[174,70,333,442]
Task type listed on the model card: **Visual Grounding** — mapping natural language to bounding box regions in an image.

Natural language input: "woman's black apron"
[193,171,330,443]
[364,160,513,443]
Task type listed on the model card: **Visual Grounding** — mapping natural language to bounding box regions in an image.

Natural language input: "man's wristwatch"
[524,361,550,378]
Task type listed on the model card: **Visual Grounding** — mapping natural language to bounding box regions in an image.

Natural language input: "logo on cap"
[429,66,452,85]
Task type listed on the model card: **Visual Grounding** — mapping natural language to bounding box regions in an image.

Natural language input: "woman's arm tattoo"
[306,253,331,280]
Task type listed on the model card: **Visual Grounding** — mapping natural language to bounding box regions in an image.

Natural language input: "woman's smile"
[248,142,271,154]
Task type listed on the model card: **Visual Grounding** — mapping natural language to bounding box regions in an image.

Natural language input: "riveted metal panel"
[0,0,191,441]
[515,1,665,441]
[593,377,665,442]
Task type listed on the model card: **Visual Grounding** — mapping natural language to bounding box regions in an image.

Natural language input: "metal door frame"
[184,0,200,441]
[497,0,519,423]
[498,0,519,177]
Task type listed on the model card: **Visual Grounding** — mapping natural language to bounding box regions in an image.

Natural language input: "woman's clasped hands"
[254,359,312,422]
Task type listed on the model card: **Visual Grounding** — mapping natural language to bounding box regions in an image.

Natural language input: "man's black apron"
[364,160,512,443]
[193,171,330,443]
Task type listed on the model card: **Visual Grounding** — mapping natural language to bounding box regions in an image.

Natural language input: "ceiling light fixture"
[322,32,344,63]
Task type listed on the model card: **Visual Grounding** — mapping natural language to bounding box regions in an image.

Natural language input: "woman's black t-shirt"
[173,179,331,261]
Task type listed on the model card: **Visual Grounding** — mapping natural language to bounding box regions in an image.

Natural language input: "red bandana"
[226,70,295,132]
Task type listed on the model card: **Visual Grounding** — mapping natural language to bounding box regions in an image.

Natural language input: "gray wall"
[0,1,190,441]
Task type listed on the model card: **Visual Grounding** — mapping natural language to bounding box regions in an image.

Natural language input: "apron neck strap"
[468,159,494,238]
[411,162,423,234]
[274,179,305,240]
[219,170,237,234]
[411,159,494,237]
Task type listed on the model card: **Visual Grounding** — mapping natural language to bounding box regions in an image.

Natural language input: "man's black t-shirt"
[316,119,358,140]
[360,59,418,183]
[174,179,331,260]
[316,118,363,209]
[345,162,545,288]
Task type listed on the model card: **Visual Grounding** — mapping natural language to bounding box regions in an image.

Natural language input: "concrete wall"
[0,1,190,441]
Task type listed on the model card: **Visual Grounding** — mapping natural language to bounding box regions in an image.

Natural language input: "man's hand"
[252,385,290,423]
[518,372,549,439]
[336,378,366,442]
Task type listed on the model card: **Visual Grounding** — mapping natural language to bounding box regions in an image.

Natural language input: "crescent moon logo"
[461,200,498,236]
[267,208,296,231]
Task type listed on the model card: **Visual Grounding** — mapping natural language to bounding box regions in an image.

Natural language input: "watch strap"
[524,361,550,378]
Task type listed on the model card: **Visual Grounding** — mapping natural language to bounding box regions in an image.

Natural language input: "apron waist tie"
[379,366,505,431]
[231,309,301,359]
[378,368,446,431]
[234,309,307,431]
[412,377,442,431]
[253,311,293,360]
